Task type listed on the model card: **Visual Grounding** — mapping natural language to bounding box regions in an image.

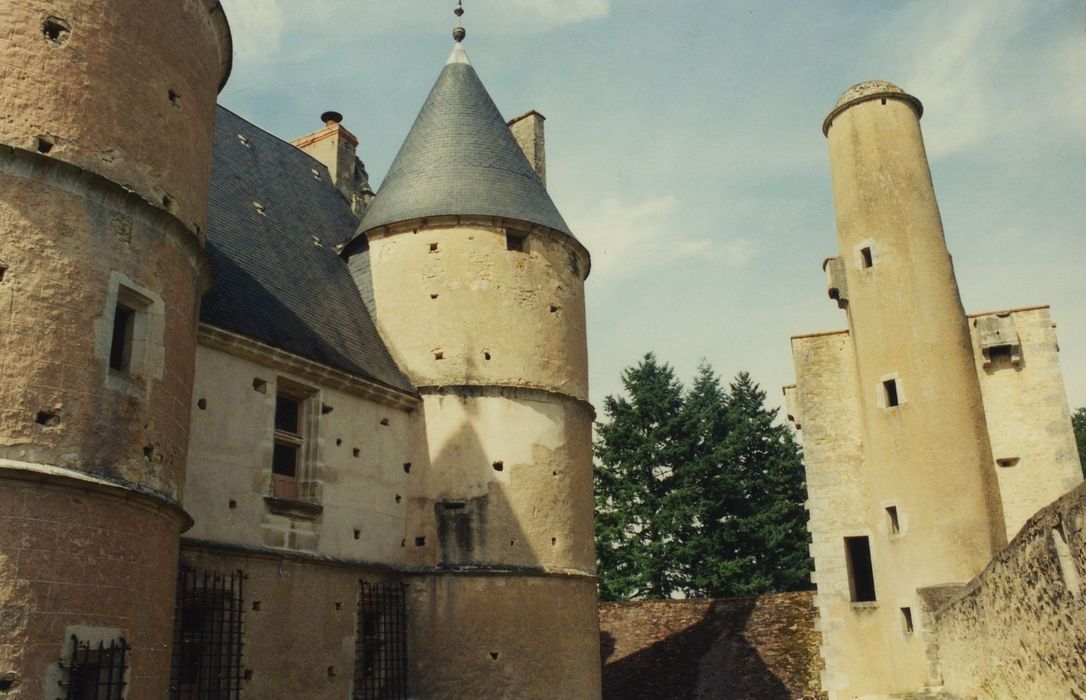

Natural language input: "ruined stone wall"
[930,481,1086,698]
[599,592,824,700]
[968,307,1084,539]
[185,341,416,563]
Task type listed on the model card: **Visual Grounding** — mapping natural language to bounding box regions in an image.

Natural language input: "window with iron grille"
[62,635,129,700]
[170,567,245,699]
[354,582,407,700]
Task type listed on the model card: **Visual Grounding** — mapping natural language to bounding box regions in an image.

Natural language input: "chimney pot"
[321,111,344,126]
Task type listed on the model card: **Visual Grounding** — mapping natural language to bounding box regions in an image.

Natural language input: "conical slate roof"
[355,46,572,239]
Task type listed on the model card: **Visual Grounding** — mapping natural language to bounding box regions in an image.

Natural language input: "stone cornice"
[181,537,597,580]
[0,458,193,530]
[416,384,595,419]
[198,323,420,411]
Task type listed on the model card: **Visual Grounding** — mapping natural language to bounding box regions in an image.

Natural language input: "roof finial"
[453,1,466,43]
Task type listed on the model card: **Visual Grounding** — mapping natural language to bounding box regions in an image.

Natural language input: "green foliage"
[594,354,812,601]
[1073,407,1086,480]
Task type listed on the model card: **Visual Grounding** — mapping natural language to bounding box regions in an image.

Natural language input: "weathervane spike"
[453,1,466,43]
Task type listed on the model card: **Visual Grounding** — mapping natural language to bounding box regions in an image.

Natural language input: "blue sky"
[217,0,1086,415]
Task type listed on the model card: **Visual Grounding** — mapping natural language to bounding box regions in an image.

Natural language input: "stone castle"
[786,81,1085,699]
[2,2,1084,700]
[0,1,597,698]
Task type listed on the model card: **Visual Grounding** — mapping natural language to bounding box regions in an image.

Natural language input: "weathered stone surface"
[0,479,182,699]
[599,592,825,700]
[930,482,1086,699]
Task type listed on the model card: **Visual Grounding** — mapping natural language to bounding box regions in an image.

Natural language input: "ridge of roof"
[352,48,572,243]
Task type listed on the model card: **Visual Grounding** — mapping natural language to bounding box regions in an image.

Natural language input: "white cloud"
[902,1,1030,158]
[572,195,755,281]
[220,0,286,59]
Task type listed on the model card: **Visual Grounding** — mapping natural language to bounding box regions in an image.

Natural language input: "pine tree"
[594,354,690,601]
[1073,407,1086,479]
[721,372,811,595]
[594,359,812,600]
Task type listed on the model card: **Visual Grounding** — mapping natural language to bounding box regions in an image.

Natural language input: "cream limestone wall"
[402,388,595,571]
[930,482,1086,698]
[968,307,1084,539]
[185,342,416,564]
[364,220,590,399]
[794,83,1020,698]
[826,91,1006,569]
[406,575,601,700]
[180,548,402,700]
[357,219,600,699]
[789,331,924,698]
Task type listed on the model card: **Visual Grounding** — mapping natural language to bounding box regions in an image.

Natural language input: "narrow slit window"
[109,305,136,372]
[886,506,900,535]
[900,607,914,635]
[861,247,874,268]
[883,379,900,407]
[845,536,877,603]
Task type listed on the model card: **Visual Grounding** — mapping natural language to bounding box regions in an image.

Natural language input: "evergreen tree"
[720,372,811,595]
[594,354,689,601]
[594,358,812,600]
[1073,407,1086,479]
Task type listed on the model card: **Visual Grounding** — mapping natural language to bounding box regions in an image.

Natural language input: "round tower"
[822,81,1006,690]
[343,33,600,700]
[0,1,230,696]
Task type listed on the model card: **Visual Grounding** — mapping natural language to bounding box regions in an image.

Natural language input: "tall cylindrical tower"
[0,1,230,696]
[344,39,600,699]
[822,81,1006,690]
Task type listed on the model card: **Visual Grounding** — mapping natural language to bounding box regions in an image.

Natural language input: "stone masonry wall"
[930,481,1086,699]
[599,592,824,700]
[0,477,181,698]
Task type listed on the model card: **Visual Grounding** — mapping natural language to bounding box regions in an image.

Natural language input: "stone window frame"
[97,271,165,395]
[267,377,322,508]
[854,238,879,272]
[877,372,904,410]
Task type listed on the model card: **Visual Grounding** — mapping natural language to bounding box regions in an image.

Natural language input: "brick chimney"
[507,110,547,188]
[291,112,374,216]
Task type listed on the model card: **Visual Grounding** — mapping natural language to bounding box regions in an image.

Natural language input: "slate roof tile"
[200,107,414,394]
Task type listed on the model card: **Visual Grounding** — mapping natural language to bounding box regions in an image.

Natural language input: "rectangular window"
[845,536,877,603]
[109,305,135,371]
[64,635,129,700]
[860,246,874,268]
[886,506,900,535]
[506,233,526,252]
[354,582,408,700]
[883,379,900,407]
[170,566,244,699]
[272,392,306,501]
